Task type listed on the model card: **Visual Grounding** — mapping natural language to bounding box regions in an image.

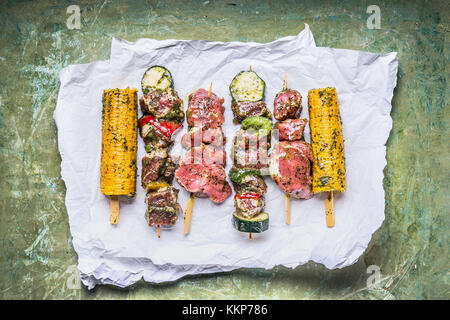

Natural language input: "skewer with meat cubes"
[138,66,185,237]
[175,83,232,235]
[229,66,273,238]
[269,73,314,225]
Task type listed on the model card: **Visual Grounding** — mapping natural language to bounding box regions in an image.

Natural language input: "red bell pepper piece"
[234,192,262,200]
[140,115,182,138]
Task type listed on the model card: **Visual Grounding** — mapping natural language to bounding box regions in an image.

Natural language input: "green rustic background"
[0,0,448,299]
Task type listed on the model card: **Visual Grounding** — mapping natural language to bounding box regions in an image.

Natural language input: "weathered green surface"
[0,0,448,299]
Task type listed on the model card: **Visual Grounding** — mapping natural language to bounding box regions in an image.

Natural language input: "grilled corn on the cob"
[100,88,138,197]
[308,87,346,193]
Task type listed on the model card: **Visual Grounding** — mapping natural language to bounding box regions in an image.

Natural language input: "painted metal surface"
[0,0,447,299]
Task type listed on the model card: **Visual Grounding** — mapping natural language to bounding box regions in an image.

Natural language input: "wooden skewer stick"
[249,65,252,71]
[110,195,119,225]
[325,191,335,227]
[285,194,291,225]
[157,225,161,238]
[282,72,291,225]
[183,193,195,234]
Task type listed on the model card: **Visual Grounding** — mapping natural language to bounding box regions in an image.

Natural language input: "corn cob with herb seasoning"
[308,87,346,227]
[100,87,138,224]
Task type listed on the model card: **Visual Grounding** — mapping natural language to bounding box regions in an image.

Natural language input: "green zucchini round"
[230,70,265,102]
[232,212,269,233]
[229,167,262,183]
[141,66,173,94]
[241,116,273,137]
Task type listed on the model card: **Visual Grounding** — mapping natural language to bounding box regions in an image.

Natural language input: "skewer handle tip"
[285,193,291,225]
[325,191,335,228]
[110,195,119,225]
[183,193,195,235]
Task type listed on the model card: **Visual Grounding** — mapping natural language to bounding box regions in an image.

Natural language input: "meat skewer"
[307,87,346,227]
[269,73,313,224]
[282,73,291,224]
[176,82,232,235]
[269,73,314,225]
[139,66,184,237]
[229,66,272,239]
[181,83,212,235]
[100,88,138,224]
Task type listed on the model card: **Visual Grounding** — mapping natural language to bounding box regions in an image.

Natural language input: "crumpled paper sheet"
[54,24,398,289]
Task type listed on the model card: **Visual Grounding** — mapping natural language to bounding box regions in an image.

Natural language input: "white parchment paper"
[54,24,398,289]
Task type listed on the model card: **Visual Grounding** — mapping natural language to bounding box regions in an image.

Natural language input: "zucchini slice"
[141,66,173,94]
[229,167,262,183]
[232,212,269,233]
[241,116,273,137]
[144,144,153,153]
[230,71,265,102]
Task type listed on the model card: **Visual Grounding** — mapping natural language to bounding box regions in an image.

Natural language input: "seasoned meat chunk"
[140,121,172,149]
[234,194,265,218]
[273,89,302,121]
[181,144,227,167]
[186,89,225,128]
[233,147,270,169]
[145,207,178,226]
[233,174,267,195]
[233,128,271,149]
[145,186,182,226]
[146,185,179,207]
[141,148,168,186]
[175,164,232,203]
[269,141,314,199]
[232,129,271,169]
[141,149,178,188]
[160,155,178,183]
[231,100,272,122]
[181,126,225,149]
[275,118,307,141]
[140,88,184,122]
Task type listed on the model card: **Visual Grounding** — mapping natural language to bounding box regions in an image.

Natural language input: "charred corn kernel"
[100,88,138,197]
[308,87,346,193]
